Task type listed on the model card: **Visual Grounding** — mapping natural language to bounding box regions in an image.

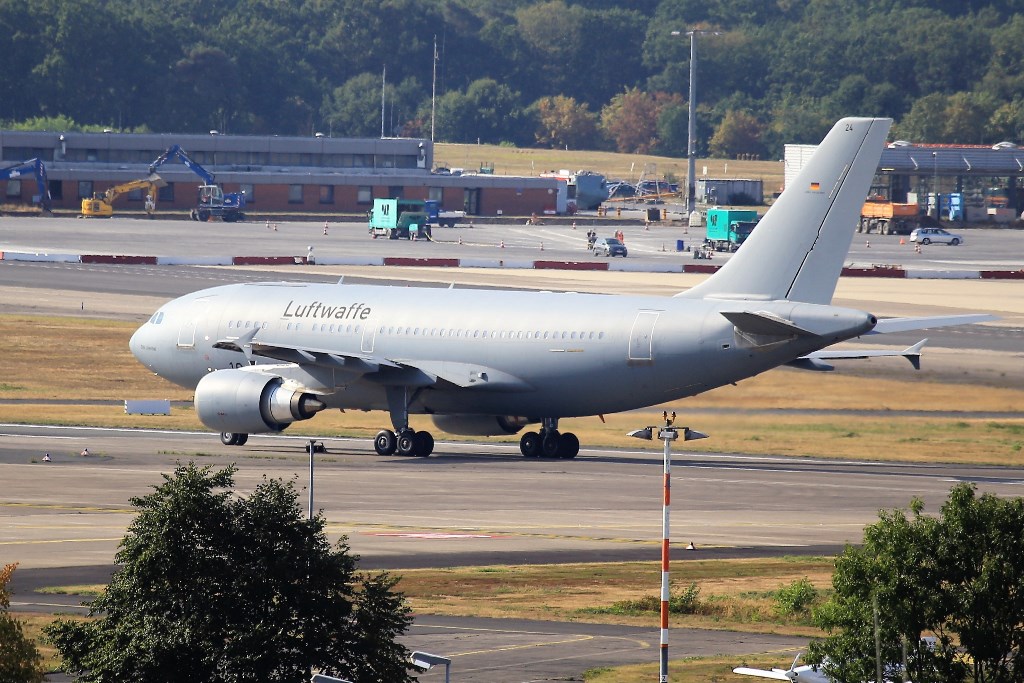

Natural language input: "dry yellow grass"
[434,142,785,193]
[396,558,832,634]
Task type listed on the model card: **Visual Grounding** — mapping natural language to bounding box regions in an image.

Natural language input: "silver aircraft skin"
[129,117,991,458]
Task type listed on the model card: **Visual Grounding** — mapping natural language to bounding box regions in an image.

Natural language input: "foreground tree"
[0,564,43,683]
[810,483,1024,683]
[46,463,413,683]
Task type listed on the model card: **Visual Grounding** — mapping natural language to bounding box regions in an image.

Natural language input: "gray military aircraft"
[129,117,991,458]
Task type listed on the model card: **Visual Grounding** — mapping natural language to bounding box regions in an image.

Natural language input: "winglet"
[902,338,926,370]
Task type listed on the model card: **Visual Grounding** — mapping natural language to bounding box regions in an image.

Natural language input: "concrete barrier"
[534,260,609,270]
[905,269,981,279]
[610,261,684,273]
[980,269,1024,279]
[81,255,159,265]
[383,257,461,267]
[1,251,81,262]
[684,263,722,274]
[158,255,233,266]
[459,258,535,269]
[232,256,302,265]
[841,266,906,278]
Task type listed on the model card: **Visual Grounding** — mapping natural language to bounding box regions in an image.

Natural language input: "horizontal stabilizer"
[869,314,996,335]
[721,311,815,337]
[801,339,927,369]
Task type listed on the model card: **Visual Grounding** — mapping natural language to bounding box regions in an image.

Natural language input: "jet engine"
[431,414,532,436]
[194,369,325,434]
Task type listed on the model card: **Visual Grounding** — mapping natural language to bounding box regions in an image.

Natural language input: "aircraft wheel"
[235,433,248,446]
[221,432,239,446]
[559,432,580,459]
[397,430,417,456]
[414,431,434,457]
[520,431,541,458]
[540,430,562,458]
[374,429,397,456]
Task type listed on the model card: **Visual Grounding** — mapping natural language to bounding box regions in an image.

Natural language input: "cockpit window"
[150,311,165,324]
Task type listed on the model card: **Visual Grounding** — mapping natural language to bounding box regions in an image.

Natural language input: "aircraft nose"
[129,320,157,369]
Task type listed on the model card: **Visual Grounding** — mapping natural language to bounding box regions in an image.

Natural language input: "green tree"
[532,95,598,149]
[46,463,413,683]
[599,88,682,153]
[810,483,1024,683]
[0,564,44,683]
[709,109,764,158]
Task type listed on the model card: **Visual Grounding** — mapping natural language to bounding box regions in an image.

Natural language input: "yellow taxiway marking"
[0,502,132,513]
[414,622,653,656]
[0,537,123,545]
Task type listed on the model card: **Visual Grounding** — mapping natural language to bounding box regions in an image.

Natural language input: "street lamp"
[628,412,708,682]
[411,651,451,683]
[671,29,720,216]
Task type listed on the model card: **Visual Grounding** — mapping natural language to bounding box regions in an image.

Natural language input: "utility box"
[125,399,171,415]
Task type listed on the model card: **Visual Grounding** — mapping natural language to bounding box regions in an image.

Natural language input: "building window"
[388,186,403,199]
[78,181,93,199]
[158,184,174,202]
[428,187,443,202]
[239,183,254,204]
[319,185,334,204]
[49,181,63,200]
[357,186,372,204]
[288,184,303,204]
[5,180,20,198]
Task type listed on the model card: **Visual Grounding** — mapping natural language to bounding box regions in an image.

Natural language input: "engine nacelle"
[431,414,532,436]
[194,369,325,434]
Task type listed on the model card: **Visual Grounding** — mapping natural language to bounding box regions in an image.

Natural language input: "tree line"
[5,0,1024,158]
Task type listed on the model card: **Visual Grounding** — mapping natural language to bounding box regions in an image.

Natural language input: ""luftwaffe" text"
[282,300,372,320]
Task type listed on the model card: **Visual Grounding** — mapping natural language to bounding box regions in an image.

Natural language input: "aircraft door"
[176,299,211,349]
[628,310,660,362]
[360,321,377,354]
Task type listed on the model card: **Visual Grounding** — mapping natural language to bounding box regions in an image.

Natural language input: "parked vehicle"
[909,227,963,245]
[593,237,627,257]
[80,175,165,218]
[368,198,432,239]
[0,158,51,212]
[859,200,918,235]
[704,208,759,252]
[149,145,246,222]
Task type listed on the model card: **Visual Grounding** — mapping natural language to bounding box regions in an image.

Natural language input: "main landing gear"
[519,418,579,459]
[373,386,435,457]
[221,432,248,446]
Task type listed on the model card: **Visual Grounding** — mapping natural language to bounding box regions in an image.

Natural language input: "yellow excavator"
[80,174,166,218]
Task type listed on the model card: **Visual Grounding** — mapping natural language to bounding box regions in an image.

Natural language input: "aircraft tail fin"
[679,117,892,304]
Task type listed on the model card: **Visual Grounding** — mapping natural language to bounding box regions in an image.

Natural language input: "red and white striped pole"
[658,412,678,683]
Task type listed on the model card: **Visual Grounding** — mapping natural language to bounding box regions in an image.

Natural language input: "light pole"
[628,413,708,682]
[671,29,719,216]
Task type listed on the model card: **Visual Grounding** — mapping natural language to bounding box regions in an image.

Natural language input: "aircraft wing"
[213,336,533,392]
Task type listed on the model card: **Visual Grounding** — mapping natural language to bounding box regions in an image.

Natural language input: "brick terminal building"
[1,130,563,217]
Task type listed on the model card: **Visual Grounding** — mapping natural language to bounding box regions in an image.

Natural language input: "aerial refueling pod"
[194,369,325,434]
[431,414,532,436]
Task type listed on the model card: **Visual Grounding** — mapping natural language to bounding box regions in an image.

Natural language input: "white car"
[910,227,963,245]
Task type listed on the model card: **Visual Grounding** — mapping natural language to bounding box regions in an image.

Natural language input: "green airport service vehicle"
[704,208,760,252]
[368,198,432,240]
